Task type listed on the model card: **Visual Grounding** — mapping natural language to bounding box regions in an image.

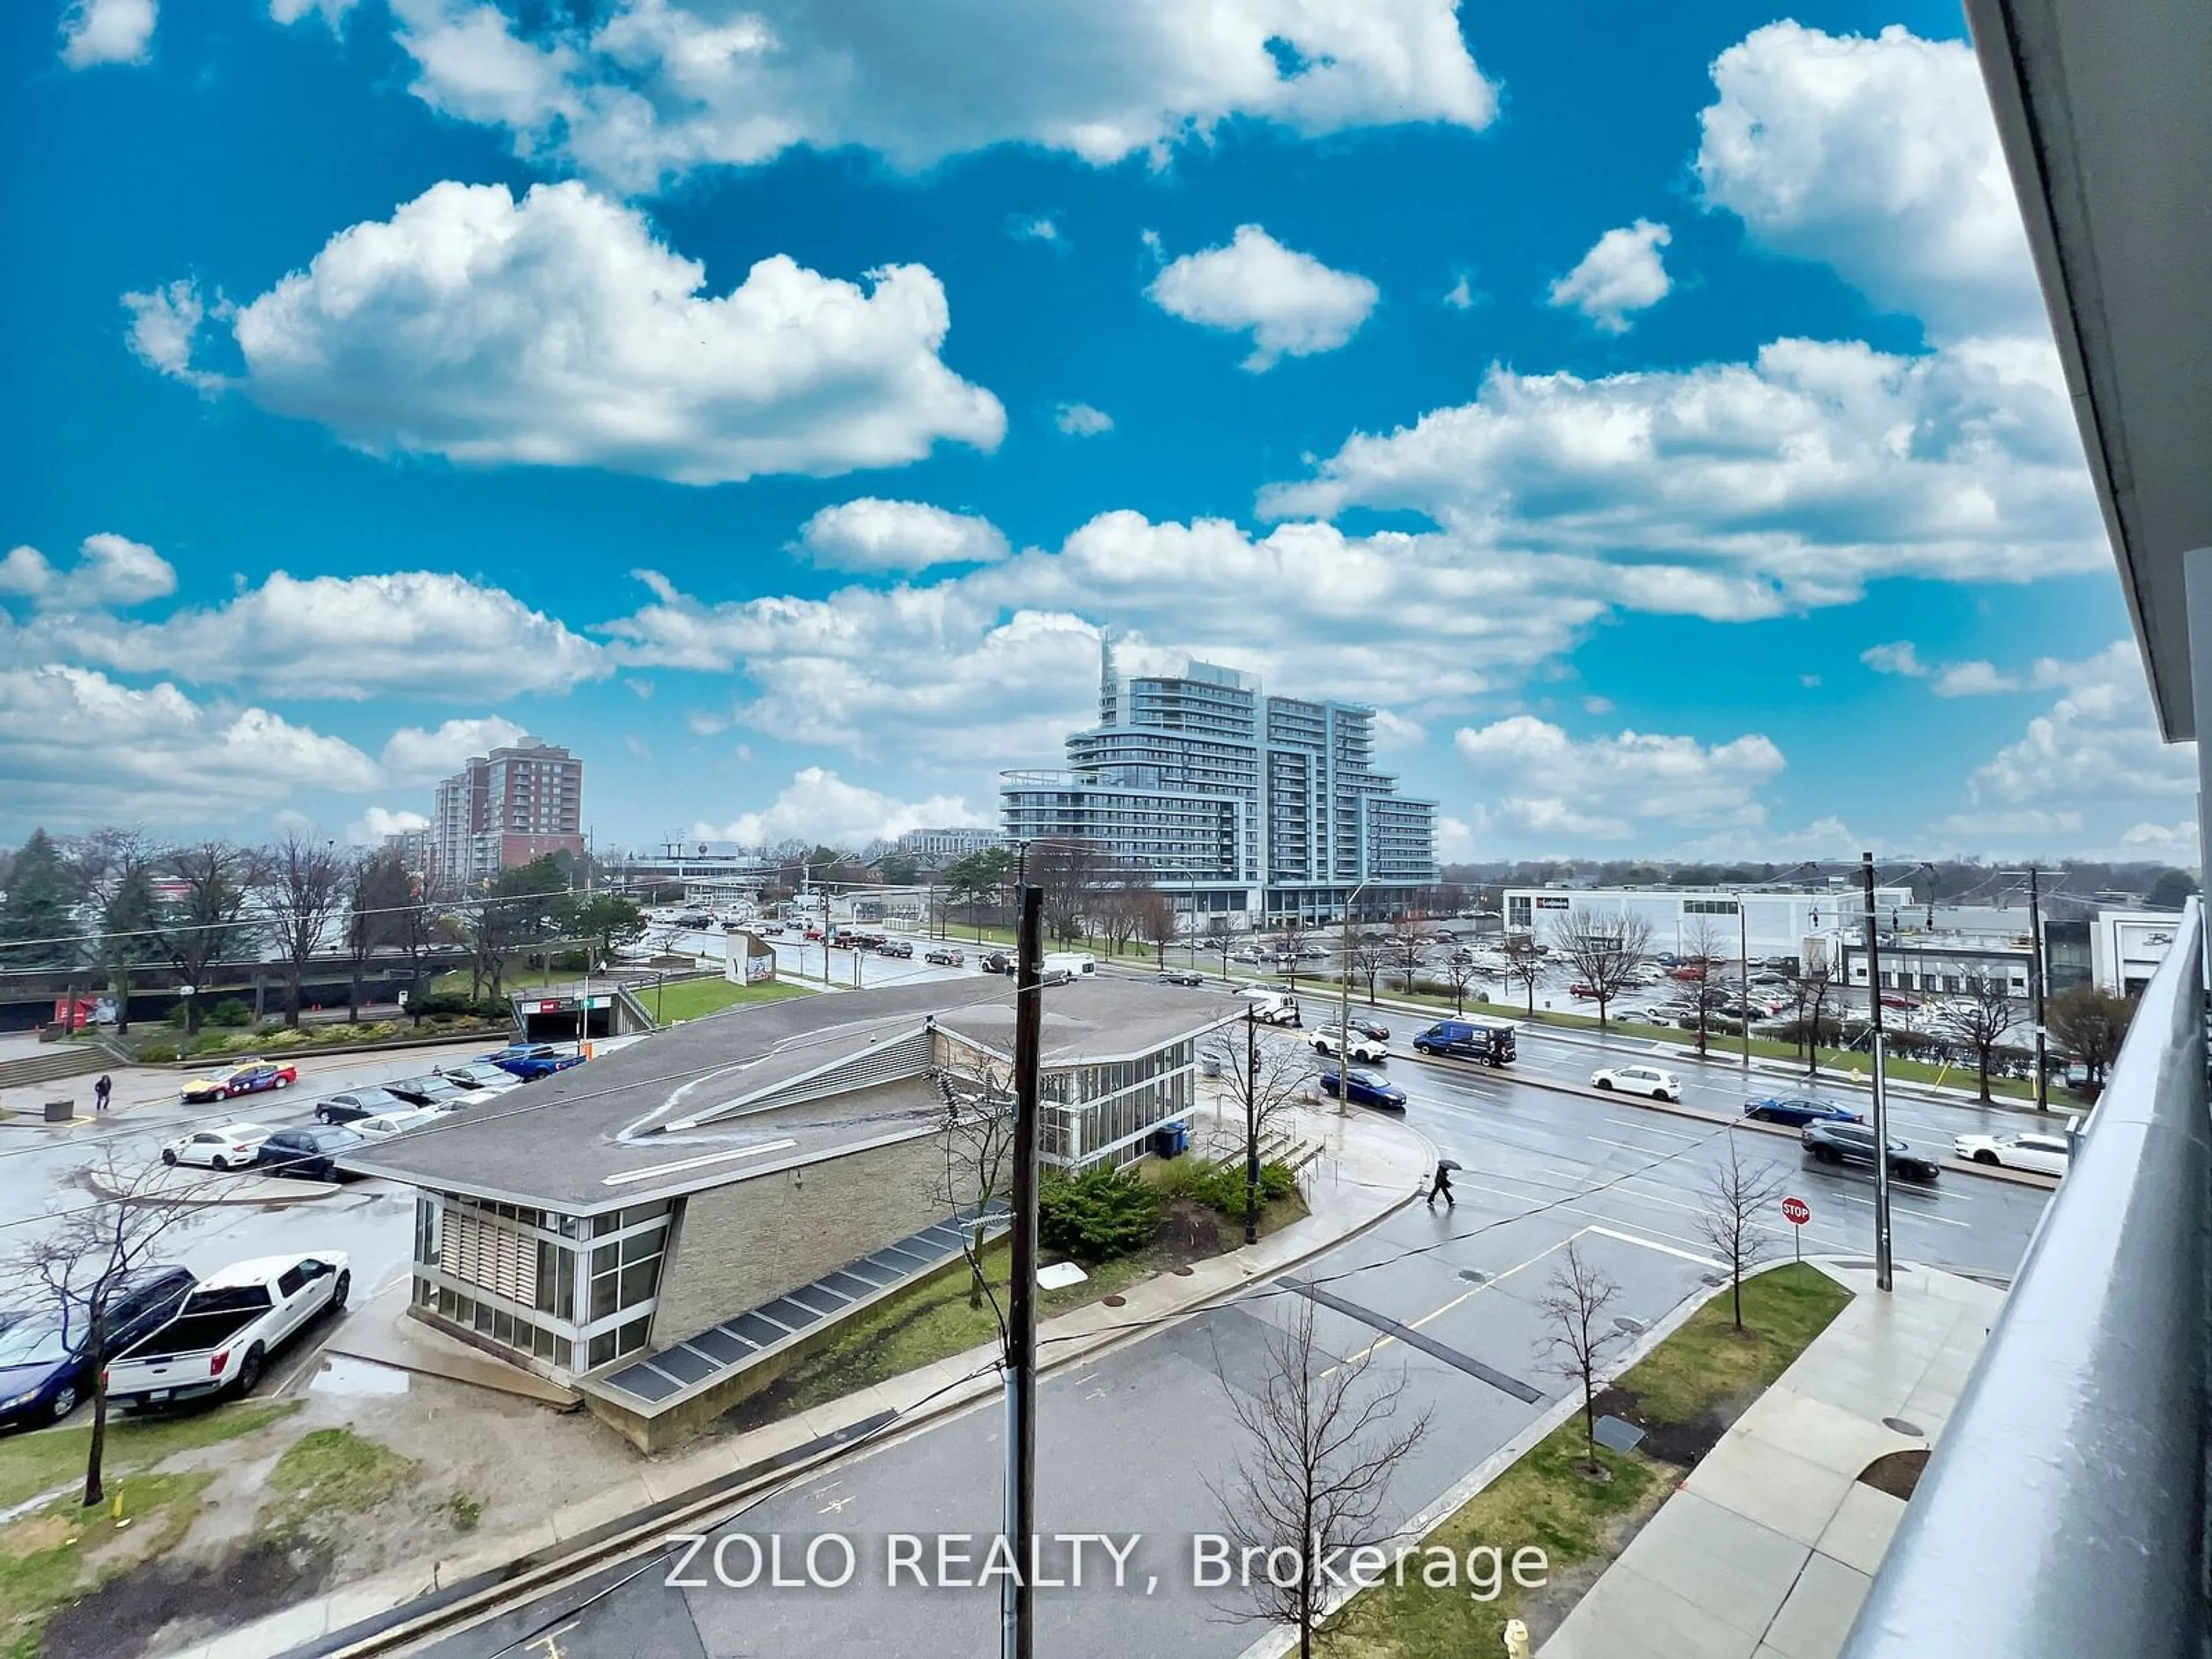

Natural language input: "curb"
[136,1028,511,1070]
[192,1116,1435,1659]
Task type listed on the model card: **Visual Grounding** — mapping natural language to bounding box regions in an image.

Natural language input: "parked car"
[1318,1067,1407,1112]
[256,1126,367,1181]
[105,1253,351,1406]
[1801,1121,1942,1183]
[879,941,915,959]
[1669,964,1707,981]
[759,923,786,937]
[1156,968,1205,986]
[1744,1095,1863,1128]
[351,1108,441,1140]
[0,1265,195,1430]
[478,1043,587,1081]
[180,1060,298,1104]
[161,1122,275,1169]
[1569,982,1599,999]
[1310,1025,1388,1063]
[925,948,965,967]
[980,951,1014,974]
[1411,1018,1516,1066]
[1592,1064,1681,1101]
[313,1087,410,1124]
[381,1074,470,1108]
[435,1061,524,1093]
[1953,1131,2070,1177]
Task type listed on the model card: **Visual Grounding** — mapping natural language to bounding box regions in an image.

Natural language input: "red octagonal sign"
[1781,1196,1811,1226]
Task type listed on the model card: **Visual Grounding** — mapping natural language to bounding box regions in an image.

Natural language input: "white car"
[1592,1064,1681,1101]
[352,1108,442,1140]
[1310,1026,1388,1063]
[1952,1131,2070,1177]
[160,1123,273,1170]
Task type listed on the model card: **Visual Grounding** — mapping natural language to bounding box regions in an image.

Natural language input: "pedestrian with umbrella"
[1427,1158,1460,1208]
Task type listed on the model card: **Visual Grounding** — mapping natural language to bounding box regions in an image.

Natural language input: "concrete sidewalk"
[1540,1262,2003,1659]
[179,1097,1435,1659]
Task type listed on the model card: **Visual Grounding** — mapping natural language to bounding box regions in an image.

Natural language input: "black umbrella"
[1436,1158,1463,1172]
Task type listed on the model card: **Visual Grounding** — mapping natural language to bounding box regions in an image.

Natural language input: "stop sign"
[1781,1196,1811,1226]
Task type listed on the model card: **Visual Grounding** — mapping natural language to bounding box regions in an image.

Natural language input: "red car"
[179,1060,298,1103]
[1570,983,1597,999]
[1669,964,1706,980]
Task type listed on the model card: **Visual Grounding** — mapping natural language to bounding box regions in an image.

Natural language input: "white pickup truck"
[104,1253,350,1406]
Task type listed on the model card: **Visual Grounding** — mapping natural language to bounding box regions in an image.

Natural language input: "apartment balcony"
[1839,899,2207,1656]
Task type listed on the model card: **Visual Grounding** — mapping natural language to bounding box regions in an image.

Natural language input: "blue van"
[1412,1017,1517,1066]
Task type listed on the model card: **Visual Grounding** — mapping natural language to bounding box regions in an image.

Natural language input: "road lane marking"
[1831,1192,1969,1227]
[1600,1118,1700,1142]
[1290,1279,1544,1403]
[1332,1240,1565,1369]
[1581,1224,1723,1269]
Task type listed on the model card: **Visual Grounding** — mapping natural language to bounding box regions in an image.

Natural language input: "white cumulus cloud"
[1861,641,1927,677]
[1547,219,1672,333]
[1146,225,1379,372]
[0,534,175,609]
[1695,22,2042,340]
[380,716,530,781]
[695,768,989,851]
[0,665,378,827]
[1455,716,1786,843]
[391,0,1496,191]
[60,0,156,67]
[1260,335,2103,611]
[346,805,430,844]
[1054,403,1114,437]
[1932,660,2022,697]
[33,570,607,700]
[1968,642,2195,811]
[132,180,1005,485]
[792,499,1009,574]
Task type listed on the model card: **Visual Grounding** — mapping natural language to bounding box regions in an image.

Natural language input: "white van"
[1041,951,1096,984]
[1240,987,1302,1027]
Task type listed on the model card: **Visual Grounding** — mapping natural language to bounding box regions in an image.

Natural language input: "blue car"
[478,1043,587,1081]
[1745,1094,1863,1128]
[0,1265,195,1431]
[1319,1067,1408,1112]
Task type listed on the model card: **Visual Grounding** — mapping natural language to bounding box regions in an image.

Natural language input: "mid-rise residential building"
[1000,644,1438,928]
[429,738,584,892]
[893,826,1007,862]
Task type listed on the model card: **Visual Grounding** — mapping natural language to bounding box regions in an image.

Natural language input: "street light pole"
[1003,884,1043,1659]
[2027,866,2050,1115]
[1739,899,1752,1073]
[1861,852,1894,1293]
[1243,1005,1261,1245]
[1338,877,1377,1096]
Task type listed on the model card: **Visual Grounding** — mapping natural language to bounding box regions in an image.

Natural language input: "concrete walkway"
[1540,1261,2002,1659]
[180,1097,1435,1659]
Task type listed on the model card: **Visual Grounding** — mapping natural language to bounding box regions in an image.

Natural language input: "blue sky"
[2,1,2191,865]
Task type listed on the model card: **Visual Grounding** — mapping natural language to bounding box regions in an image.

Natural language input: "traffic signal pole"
[1861,852,1894,1293]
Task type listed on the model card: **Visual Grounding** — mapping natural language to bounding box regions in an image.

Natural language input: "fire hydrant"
[1503,1618,1531,1658]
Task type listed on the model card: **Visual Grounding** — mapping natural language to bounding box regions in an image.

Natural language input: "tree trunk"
[285,965,304,1028]
[347,960,363,1023]
[113,964,132,1036]
[83,1312,109,1508]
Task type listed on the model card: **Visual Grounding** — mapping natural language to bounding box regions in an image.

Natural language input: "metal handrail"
[1841,897,2209,1656]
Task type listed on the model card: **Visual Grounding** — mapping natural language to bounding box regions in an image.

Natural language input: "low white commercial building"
[1503,886,1914,965]
[2092,910,2182,997]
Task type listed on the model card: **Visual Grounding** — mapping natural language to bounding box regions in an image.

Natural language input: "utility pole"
[1738,899,1752,1073]
[2027,866,2049,1115]
[1860,853,1893,1293]
[1243,1005,1261,1245]
[1003,884,1043,1659]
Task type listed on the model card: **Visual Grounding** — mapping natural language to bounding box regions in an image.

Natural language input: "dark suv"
[258,1126,368,1181]
[1801,1121,1941,1183]
[0,1264,195,1430]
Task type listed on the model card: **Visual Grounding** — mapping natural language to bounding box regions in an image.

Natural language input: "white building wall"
[1503,887,1914,964]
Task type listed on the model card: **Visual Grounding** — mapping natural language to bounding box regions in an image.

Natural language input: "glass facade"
[410,1192,672,1379]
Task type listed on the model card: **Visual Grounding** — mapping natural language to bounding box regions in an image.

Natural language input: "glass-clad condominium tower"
[1001,642,1438,929]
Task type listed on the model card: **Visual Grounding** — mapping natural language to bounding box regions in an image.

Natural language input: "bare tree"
[1207,1296,1430,1658]
[68,829,165,1036]
[1503,934,1544,1016]
[346,848,413,1020]
[1443,954,1479,1016]
[264,831,351,1028]
[1949,974,2020,1104]
[1207,1014,1316,1243]
[930,1060,1017,1312]
[160,841,262,1035]
[1695,1139,1788,1330]
[8,1147,215,1506]
[1103,873,1150,957]
[1027,840,1113,944]
[1388,913,1426,994]
[1347,933,1387,1005]
[1548,909,1654,1032]
[1276,921,1310,994]
[1535,1240,1626,1475]
[1679,918,1734,1056]
[2044,983,2136,1091]
[1206,915,1234,978]
[1781,959,1839,1076]
[1138,891,1179,966]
